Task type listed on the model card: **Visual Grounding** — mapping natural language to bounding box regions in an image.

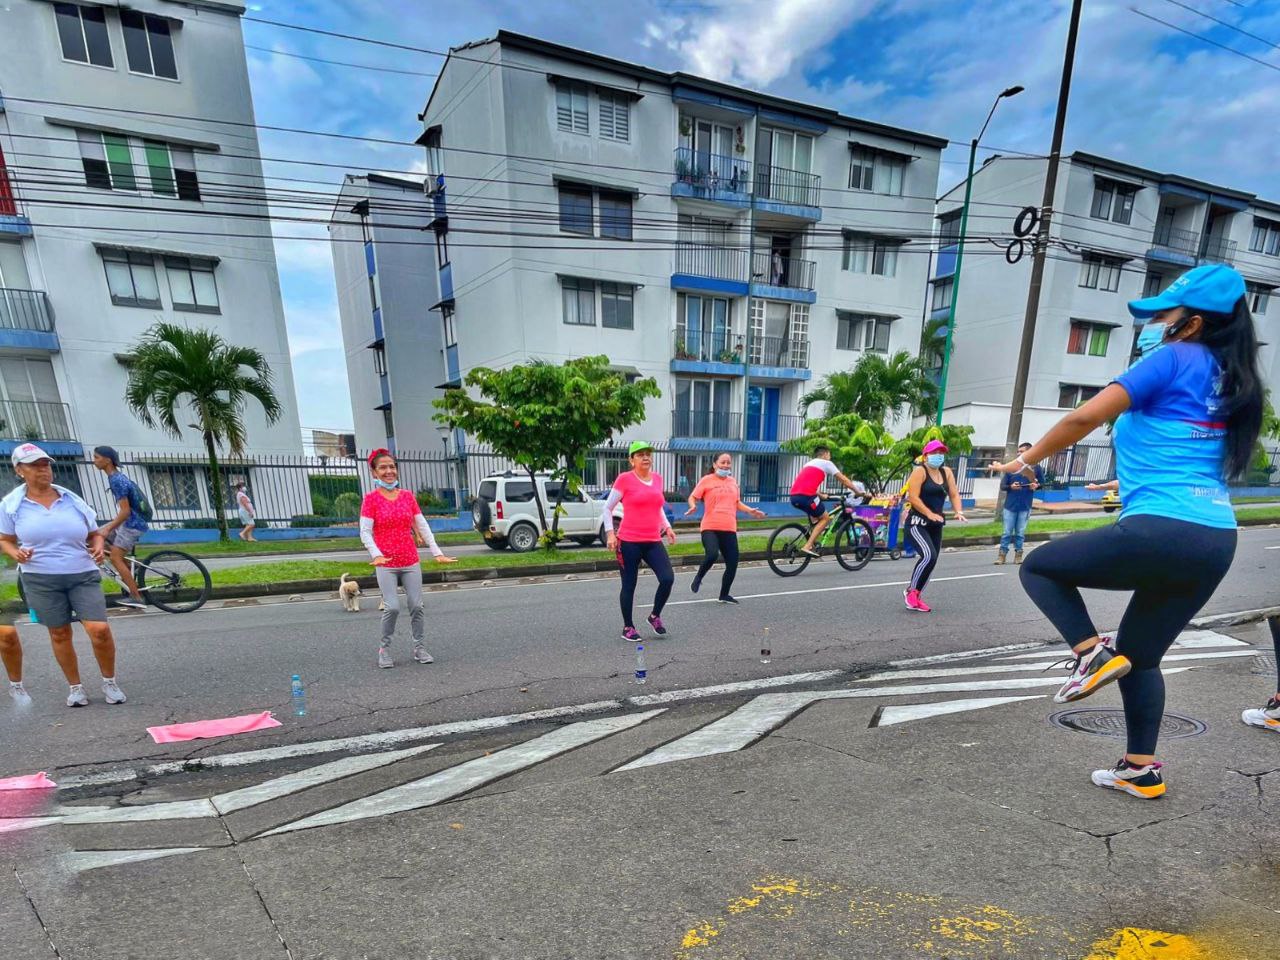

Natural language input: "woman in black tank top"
[904,441,967,612]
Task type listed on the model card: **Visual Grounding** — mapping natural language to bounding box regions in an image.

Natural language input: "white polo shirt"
[0,483,99,575]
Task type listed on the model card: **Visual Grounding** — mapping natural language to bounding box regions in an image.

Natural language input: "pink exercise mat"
[147,711,282,744]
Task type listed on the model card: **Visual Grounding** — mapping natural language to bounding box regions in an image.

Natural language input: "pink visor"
[922,440,948,455]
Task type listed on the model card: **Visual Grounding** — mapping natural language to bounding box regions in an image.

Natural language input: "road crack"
[12,866,62,958]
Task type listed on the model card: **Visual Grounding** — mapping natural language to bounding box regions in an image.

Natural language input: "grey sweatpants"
[375,565,424,648]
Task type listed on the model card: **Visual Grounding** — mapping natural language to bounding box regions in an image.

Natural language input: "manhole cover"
[1252,653,1276,676]
[1049,709,1206,740]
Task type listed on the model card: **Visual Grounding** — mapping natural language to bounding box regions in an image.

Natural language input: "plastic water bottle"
[634,644,647,685]
[290,675,307,716]
[27,608,38,624]
[760,627,772,665]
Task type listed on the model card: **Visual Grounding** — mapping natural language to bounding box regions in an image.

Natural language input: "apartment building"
[933,151,1280,457]
[393,31,946,496]
[329,173,446,454]
[0,0,302,514]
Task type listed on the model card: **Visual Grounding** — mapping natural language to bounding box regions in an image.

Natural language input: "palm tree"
[800,350,938,425]
[919,316,948,369]
[124,323,282,541]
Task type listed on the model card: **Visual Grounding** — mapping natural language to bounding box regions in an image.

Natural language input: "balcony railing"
[746,413,805,444]
[751,251,816,291]
[749,334,810,369]
[754,163,821,208]
[672,148,751,196]
[672,408,741,440]
[1200,235,1238,265]
[673,327,744,364]
[673,242,749,283]
[1150,224,1199,259]
[0,289,53,333]
[0,400,75,442]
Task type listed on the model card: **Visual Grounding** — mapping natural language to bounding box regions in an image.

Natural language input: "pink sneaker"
[904,589,931,613]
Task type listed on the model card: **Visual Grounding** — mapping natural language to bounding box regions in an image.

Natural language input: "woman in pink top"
[601,441,676,642]
[360,449,456,669]
[685,452,765,604]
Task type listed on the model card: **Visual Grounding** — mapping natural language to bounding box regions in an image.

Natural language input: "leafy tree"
[919,316,948,369]
[124,323,282,541]
[782,413,974,494]
[799,350,938,424]
[434,356,660,546]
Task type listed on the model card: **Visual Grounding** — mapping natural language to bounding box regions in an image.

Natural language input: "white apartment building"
[934,151,1280,457]
[0,0,303,515]
[388,31,946,497]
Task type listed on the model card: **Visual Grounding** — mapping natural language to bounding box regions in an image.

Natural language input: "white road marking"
[890,642,1049,668]
[65,847,208,874]
[1265,545,1280,550]
[64,799,215,825]
[627,671,844,706]
[257,710,666,837]
[666,572,1004,606]
[994,630,1248,660]
[872,696,1045,727]
[857,649,1256,683]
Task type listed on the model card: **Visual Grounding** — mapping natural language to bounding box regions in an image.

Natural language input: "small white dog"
[338,573,361,612]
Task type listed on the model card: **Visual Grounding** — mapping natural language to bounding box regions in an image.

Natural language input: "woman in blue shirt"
[991,264,1263,800]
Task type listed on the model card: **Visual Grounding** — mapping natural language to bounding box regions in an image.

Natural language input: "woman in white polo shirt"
[0,443,125,707]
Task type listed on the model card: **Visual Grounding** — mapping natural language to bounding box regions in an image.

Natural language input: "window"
[381,406,394,441]
[1250,218,1280,256]
[1248,283,1271,316]
[600,282,634,329]
[1067,321,1111,357]
[598,191,632,241]
[434,230,450,269]
[165,256,218,313]
[1090,179,1137,225]
[101,249,160,307]
[143,141,200,200]
[938,211,962,246]
[150,465,200,510]
[558,185,593,235]
[1079,253,1123,292]
[503,481,536,503]
[442,306,457,347]
[368,275,379,312]
[561,277,595,326]
[79,130,136,191]
[842,235,899,277]
[55,3,112,67]
[837,312,892,352]
[555,81,589,134]
[372,344,387,377]
[598,92,630,142]
[931,277,954,313]
[1058,383,1102,408]
[1143,272,1165,298]
[121,10,177,79]
[847,145,906,195]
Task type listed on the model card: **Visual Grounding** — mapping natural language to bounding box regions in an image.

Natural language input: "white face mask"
[715,468,732,478]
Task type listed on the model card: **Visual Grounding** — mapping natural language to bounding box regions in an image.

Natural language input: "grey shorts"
[238,509,255,527]
[105,525,144,552]
[22,570,109,627]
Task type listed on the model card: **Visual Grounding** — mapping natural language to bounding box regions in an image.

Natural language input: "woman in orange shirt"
[686,452,766,604]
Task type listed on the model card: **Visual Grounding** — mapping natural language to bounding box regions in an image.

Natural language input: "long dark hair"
[1193,296,1264,480]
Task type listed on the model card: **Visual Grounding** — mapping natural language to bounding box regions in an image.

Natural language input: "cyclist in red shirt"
[788,445,865,558]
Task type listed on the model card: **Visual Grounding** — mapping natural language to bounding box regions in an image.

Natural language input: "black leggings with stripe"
[906,519,943,593]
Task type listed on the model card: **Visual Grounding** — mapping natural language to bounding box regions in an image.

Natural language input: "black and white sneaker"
[1053,637,1131,704]
[1242,696,1280,732]
[1091,758,1165,799]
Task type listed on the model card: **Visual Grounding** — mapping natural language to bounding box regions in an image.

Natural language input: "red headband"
[368,448,394,469]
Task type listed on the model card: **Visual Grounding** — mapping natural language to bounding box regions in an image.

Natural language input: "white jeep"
[471,472,606,552]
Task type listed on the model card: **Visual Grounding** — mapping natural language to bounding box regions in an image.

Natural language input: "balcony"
[750,251,817,303]
[0,400,75,443]
[1147,224,1200,267]
[671,409,806,448]
[746,412,805,444]
[749,334,810,372]
[670,329,811,380]
[671,148,752,209]
[672,242,749,296]
[0,289,58,351]
[753,163,821,220]
[673,327,744,366]
[1200,235,1238,266]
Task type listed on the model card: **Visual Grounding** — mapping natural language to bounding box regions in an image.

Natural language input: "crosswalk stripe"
[856,649,1256,683]
[257,710,666,838]
[64,847,209,874]
[994,630,1248,660]
[665,572,1004,606]
[872,696,1045,727]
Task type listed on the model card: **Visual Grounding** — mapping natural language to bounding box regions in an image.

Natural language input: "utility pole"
[997,0,1083,511]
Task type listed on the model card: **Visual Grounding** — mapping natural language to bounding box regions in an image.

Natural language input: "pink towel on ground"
[147,711,282,744]
[0,772,56,790]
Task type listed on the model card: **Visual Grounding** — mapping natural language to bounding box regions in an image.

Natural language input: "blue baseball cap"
[1128,264,1246,322]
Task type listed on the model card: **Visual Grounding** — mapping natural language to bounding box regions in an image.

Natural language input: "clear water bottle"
[290,675,307,716]
[634,644,647,685]
[760,627,772,664]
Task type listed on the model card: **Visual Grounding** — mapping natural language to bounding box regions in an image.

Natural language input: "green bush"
[290,514,330,528]
[308,474,359,503]
[416,488,450,514]
[310,493,333,517]
[332,491,362,518]
[179,517,221,530]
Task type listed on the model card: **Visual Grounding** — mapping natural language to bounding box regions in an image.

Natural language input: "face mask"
[1135,321,1168,358]
[715,468,732,478]
[925,454,945,469]
[373,478,399,490]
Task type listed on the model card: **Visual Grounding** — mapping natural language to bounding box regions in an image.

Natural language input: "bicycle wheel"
[137,550,212,613]
[834,518,875,572]
[766,522,812,577]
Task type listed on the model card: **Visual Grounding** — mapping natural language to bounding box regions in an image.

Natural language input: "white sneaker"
[1242,697,1280,732]
[9,681,31,706]
[117,597,147,610]
[102,678,127,704]
[378,647,394,669]
[66,684,89,707]
[412,645,434,664]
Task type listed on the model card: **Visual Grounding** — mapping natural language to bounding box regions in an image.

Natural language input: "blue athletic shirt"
[1112,341,1234,529]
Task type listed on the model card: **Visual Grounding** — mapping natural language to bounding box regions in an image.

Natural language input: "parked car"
[472,472,605,552]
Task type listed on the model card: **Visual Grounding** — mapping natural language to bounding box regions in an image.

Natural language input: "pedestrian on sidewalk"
[992,264,1263,800]
[360,449,456,669]
[685,452,766,605]
[995,443,1042,565]
[602,441,676,642]
[903,440,967,613]
[1242,616,1280,734]
[92,446,149,609]
[2,612,29,705]
[0,443,125,707]
[235,482,257,542]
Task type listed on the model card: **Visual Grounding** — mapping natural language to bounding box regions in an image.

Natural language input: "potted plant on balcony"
[674,338,696,361]
[716,347,742,364]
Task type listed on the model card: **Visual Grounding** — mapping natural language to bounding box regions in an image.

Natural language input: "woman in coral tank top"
[600,441,676,642]
[685,452,765,604]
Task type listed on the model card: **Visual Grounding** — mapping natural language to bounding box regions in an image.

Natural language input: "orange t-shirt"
[691,474,741,532]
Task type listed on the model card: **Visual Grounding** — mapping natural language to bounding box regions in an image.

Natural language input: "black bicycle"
[766,496,875,577]
[18,548,212,614]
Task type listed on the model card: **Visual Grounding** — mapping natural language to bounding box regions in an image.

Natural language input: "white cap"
[11,442,52,466]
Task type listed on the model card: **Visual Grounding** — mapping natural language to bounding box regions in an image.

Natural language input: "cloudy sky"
[242,0,1280,432]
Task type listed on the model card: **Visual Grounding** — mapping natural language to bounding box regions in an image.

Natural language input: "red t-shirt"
[613,471,667,542]
[790,458,840,496]
[360,489,423,567]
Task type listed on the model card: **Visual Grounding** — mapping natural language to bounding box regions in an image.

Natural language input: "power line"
[1157,0,1280,48]
[243,44,442,79]
[1130,7,1280,71]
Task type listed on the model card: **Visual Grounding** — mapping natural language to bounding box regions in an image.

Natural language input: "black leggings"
[617,540,675,629]
[694,530,740,599]
[1271,617,1280,691]
[1020,515,1236,756]
[906,520,943,593]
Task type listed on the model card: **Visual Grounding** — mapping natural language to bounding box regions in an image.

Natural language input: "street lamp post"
[934,85,1024,426]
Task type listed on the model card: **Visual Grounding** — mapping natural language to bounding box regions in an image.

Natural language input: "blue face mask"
[373,478,399,490]
[925,454,945,469]
[715,468,732,478]
[1135,321,1168,359]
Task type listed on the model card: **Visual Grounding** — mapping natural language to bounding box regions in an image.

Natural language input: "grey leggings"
[375,565,424,647]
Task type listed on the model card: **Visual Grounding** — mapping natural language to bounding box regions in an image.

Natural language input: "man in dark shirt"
[997,442,1043,565]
